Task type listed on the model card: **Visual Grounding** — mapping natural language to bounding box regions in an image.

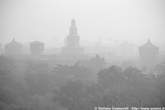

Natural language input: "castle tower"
[4,38,24,56]
[65,19,80,48]
[139,39,159,69]
[30,41,44,55]
[60,19,84,64]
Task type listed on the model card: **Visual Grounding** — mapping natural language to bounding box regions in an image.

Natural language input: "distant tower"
[4,38,23,56]
[139,39,159,69]
[60,19,84,64]
[65,19,80,48]
[30,41,44,55]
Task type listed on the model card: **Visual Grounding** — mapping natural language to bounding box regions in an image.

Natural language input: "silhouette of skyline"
[1,0,165,48]
[1,0,165,109]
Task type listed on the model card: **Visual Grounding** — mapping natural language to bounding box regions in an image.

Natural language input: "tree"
[54,80,102,110]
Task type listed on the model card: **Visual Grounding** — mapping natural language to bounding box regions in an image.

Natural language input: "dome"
[138,39,159,69]
[139,39,158,50]
[5,38,23,55]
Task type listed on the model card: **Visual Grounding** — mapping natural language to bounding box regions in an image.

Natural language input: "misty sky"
[1,0,165,48]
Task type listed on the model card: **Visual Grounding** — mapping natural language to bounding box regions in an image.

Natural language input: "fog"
[1,0,165,48]
[1,0,165,110]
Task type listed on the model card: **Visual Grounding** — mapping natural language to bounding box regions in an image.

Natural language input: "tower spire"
[65,19,80,47]
[69,19,78,36]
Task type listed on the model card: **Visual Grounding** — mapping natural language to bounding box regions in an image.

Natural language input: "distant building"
[60,19,84,64]
[4,38,23,56]
[139,39,159,69]
[77,54,106,73]
[30,41,44,55]
[65,19,80,48]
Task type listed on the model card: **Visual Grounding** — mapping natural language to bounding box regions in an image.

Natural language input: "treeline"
[0,56,165,110]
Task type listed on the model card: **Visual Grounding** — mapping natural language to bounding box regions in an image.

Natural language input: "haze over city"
[1,0,165,110]
[1,0,165,48]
